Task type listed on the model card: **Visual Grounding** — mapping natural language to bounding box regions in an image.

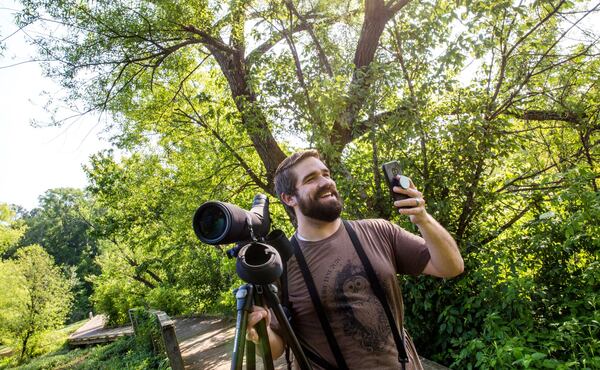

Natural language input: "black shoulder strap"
[282,256,335,370]
[342,220,408,366]
[300,341,339,370]
[291,235,348,370]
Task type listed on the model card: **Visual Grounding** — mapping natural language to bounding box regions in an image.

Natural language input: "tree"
[0,203,26,256]
[17,188,100,321]
[19,189,98,268]
[12,0,426,186]
[84,151,238,324]
[0,245,73,362]
[12,0,598,221]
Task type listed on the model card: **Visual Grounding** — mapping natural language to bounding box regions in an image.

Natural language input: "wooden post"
[151,310,184,370]
[161,322,185,370]
[128,308,141,334]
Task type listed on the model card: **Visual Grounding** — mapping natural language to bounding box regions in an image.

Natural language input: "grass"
[0,320,86,370]
[0,320,169,370]
[37,320,88,356]
[10,337,169,370]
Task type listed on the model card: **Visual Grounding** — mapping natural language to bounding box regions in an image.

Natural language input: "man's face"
[291,157,343,222]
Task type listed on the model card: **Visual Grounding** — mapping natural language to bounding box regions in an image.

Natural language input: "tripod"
[231,283,312,370]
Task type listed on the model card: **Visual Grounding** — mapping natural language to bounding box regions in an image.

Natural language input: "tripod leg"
[253,286,275,370]
[246,341,256,370]
[263,284,312,370]
[231,284,254,370]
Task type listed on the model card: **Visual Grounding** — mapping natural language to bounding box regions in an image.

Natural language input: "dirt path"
[174,316,287,370]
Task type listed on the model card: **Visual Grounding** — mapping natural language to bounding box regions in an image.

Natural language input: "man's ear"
[280,193,296,207]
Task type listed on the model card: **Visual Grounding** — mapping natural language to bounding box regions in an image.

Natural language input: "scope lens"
[197,206,227,240]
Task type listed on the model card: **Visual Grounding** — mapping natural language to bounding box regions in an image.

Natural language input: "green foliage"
[19,189,98,268]
[128,308,161,354]
[0,204,26,257]
[0,245,74,362]
[89,257,146,326]
[4,336,169,370]
[403,166,599,368]
[84,151,241,324]
[75,336,170,370]
[16,189,100,321]
[0,319,85,369]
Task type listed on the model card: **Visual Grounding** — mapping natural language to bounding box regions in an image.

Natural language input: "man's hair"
[274,149,320,217]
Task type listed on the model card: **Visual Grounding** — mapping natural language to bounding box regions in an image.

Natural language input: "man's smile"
[315,188,338,200]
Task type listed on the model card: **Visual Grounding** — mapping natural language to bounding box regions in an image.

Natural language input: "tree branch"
[180,24,236,54]
[176,94,271,193]
[507,109,585,124]
[478,203,534,246]
[489,1,596,120]
[329,0,411,160]
[284,0,333,76]
[353,105,411,135]
[245,21,309,66]
[280,15,322,129]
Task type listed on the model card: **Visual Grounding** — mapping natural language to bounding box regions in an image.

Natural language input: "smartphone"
[381,161,411,205]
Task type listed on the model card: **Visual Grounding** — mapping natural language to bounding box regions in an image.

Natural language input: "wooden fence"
[128,308,185,370]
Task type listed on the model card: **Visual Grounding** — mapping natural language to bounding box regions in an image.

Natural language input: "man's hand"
[392,176,464,278]
[246,305,271,344]
[392,176,428,225]
[245,305,286,359]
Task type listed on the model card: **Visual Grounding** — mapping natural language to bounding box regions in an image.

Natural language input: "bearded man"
[247,150,464,370]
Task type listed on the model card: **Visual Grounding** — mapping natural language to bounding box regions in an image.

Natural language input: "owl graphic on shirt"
[334,262,391,352]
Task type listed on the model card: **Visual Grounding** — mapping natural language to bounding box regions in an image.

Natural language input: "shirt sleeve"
[388,222,431,275]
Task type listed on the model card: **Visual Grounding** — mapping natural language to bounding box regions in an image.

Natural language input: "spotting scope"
[192,194,293,284]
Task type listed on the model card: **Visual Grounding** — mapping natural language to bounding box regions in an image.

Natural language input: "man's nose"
[317,176,335,187]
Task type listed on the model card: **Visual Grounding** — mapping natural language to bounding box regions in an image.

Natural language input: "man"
[247,150,463,369]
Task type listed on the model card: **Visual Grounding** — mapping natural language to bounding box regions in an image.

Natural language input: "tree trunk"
[209,47,286,192]
[329,1,406,164]
[19,329,33,363]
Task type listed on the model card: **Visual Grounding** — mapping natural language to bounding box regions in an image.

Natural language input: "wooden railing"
[128,308,184,370]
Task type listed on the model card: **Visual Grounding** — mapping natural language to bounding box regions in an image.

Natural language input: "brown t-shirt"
[277,219,431,370]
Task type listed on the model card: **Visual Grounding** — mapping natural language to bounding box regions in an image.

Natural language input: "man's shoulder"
[348,218,399,234]
[350,218,394,228]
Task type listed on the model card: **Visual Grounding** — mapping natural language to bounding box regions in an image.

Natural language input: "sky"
[0,2,112,210]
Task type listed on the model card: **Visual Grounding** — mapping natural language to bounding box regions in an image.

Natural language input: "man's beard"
[297,185,343,222]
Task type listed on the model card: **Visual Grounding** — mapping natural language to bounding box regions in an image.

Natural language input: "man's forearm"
[392,180,463,277]
[266,326,286,359]
[417,213,464,277]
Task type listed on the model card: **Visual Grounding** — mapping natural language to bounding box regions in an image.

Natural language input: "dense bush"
[404,169,600,368]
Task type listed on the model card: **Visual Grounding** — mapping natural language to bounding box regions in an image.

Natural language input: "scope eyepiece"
[236,242,283,285]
